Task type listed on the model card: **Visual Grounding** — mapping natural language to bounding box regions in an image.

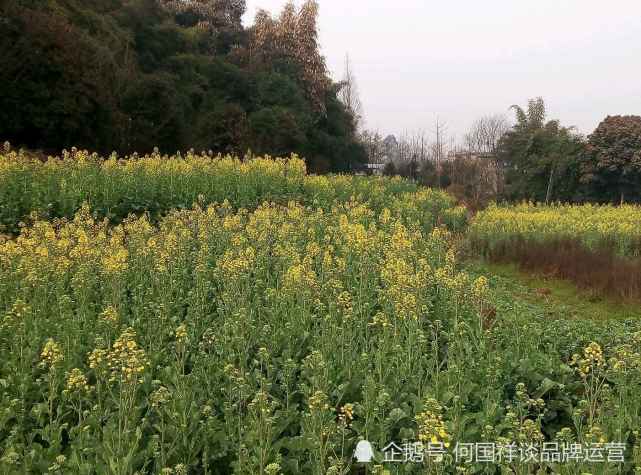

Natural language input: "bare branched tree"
[432,117,448,187]
[339,54,363,131]
[359,130,385,163]
[464,114,510,155]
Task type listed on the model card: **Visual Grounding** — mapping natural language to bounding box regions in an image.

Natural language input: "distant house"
[355,133,397,175]
[446,150,497,161]
[354,162,386,176]
[365,162,385,175]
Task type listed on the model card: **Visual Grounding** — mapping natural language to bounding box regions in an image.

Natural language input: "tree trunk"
[545,164,555,205]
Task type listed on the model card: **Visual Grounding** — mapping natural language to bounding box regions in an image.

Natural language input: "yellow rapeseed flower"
[65,368,91,393]
[105,328,149,385]
[41,338,63,368]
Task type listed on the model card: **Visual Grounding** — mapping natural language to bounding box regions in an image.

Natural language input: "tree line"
[0,0,366,173]
[363,99,641,207]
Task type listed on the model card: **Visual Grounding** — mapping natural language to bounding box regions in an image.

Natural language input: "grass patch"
[467,259,641,321]
[471,237,641,302]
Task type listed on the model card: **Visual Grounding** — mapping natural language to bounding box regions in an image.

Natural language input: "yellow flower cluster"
[308,390,331,412]
[610,344,641,373]
[175,324,188,344]
[150,386,171,408]
[159,463,188,475]
[585,424,607,444]
[570,342,605,378]
[338,403,354,426]
[100,306,120,326]
[0,190,480,361]
[102,247,128,275]
[471,276,489,301]
[65,368,91,393]
[1,150,307,186]
[2,299,30,328]
[217,247,256,279]
[415,398,450,447]
[515,382,546,411]
[369,311,391,329]
[514,418,545,444]
[502,396,545,445]
[248,390,277,417]
[283,258,319,297]
[40,338,64,368]
[88,348,108,371]
[105,328,149,385]
[380,253,432,321]
[0,205,125,286]
[472,202,641,257]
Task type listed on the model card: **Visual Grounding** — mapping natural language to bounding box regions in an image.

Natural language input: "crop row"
[470,203,641,258]
[0,150,466,235]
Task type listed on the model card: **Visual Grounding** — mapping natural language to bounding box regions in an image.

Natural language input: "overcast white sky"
[243,0,641,142]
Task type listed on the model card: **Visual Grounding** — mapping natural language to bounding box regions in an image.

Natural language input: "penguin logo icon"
[354,440,374,463]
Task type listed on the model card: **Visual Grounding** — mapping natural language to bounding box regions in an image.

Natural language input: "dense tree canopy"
[497,103,641,204]
[498,98,585,203]
[0,0,365,172]
[579,115,641,204]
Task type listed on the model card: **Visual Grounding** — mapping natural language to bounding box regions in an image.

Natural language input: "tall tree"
[296,0,328,113]
[359,130,385,163]
[338,54,363,131]
[579,115,641,204]
[250,0,329,114]
[464,114,510,155]
[510,97,546,131]
[498,98,584,202]
[432,117,448,188]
